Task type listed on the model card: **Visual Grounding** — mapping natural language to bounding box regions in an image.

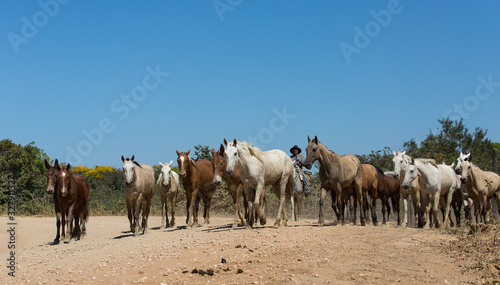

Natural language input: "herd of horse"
[43,136,500,243]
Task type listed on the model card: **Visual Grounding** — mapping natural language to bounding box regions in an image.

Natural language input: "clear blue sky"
[1,1,499,168]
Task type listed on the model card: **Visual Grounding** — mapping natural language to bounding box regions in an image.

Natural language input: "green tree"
[357,147,394,171]
[194,145,212,161]
[402,118,494,171]
[0,139,51,214]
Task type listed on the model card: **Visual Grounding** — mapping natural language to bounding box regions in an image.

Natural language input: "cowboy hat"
[290,145,301,154]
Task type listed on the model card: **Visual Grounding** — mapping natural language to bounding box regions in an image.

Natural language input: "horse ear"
[44,160,51,170]
[402,150,406,155]
[219,144,225,154]
[55,159,59,167]
[466,153,471,162]
[223,138,228,147]
[410,157,415,165]
[176,150,180,156]
[186,149,191,156]
[211,148,216,157]
[313,136,318,144]
[159,162,163,166]
[168,160,173,167]
[56,163,61,171]
[131,155,135,161]
[233,138,237,146]
[392,151,396,156]
[121,155,125,162]
[451,162,455,168]
[66,164,71,171]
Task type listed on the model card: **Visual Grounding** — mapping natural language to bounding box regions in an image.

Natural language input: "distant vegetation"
[1,118,498,217]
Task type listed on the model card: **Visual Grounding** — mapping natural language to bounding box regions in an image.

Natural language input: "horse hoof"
[361,219,367,226]
[170,222,175,227]
[52,239,60,245]
[160,226,165,230]
[260,217,267,226]
[245,225,253,230]
[318,221,324,227]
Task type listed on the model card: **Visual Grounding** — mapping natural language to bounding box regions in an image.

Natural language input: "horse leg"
[348,188,356,226]
[443,188,454,228]
[64,206,75,243]
[431,192,441,229]
[133,195,144,236]
[355,180,366,226]
[318,187,327,226]
[273,181,287,228]
[290,195,295,222]
[235,184,246,227]
[143,197,152,234]
[370,190,378,226]
[187,189,199,228]
[245,187,255,229]
[126,199,134,233]
[170,193,177,227]
[54,211,61,245]
[254,183,267,227]
[160,195,167,229]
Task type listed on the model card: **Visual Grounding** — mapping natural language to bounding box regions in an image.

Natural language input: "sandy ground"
[0,215,492,285]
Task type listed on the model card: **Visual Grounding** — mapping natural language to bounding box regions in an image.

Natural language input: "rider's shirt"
[290,154,306,169]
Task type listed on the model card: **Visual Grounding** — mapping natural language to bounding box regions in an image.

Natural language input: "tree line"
[1,118,498,216]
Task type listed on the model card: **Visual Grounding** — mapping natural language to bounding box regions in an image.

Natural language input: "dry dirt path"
[0,216,486,284]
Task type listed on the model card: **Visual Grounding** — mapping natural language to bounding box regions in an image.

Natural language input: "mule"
[375,167,401,226]
[225,139,294,228]
[212,144,247,229]
[402,157,459,229]
[303,136,365,226]
[55,164,90,243]
[176,150,216,228]
[455,152,500,223]
[121,155,155,236]
[157,161,180,228]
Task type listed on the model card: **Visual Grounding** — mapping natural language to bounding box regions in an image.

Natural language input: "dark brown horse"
[44,159,63,244]
[176,150,217,228]
[375,167,401,226]
[212,144,247,229]
[55,164,90,243]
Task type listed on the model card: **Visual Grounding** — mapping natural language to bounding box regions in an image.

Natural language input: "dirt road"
[0,216,488,284]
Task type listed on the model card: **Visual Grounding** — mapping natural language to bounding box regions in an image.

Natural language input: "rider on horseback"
[290,145,310,197]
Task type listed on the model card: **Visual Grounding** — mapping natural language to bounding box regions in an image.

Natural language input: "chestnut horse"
[212,144,247,229]
[176,150,217,228]
[55,164,90,243]
[304,136,365,226]
[375,167,401,226]
[121,155,155,236]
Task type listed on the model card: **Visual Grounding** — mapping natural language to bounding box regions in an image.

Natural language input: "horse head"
[58,164,73,197]
[392,150,407,179]
[159,160,173,187]
[176,150,197,178]
[224,139,239,175]
[455,152,470,175]
[211,144,226,185]
[304,135,320,170]
[44,159,60,194]
[401,157,418,189]
[122,155,141,186]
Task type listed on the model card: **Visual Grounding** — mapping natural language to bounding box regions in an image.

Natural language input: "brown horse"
[304,136,365,226]
[361,164,379,225]
[375,167,401,226]
[212,144,247,229]
[44,159,63,244]
[176,150,217,228]
[55,164,90,243]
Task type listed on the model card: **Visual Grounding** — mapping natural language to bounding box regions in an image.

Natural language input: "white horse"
[402,157,459,229]
[224,139,294,228]
[455,152,500,223]
[157,161,180,229]
[392,151,424,227]
[121,155,155,236]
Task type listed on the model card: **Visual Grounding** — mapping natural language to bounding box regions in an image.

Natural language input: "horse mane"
[230,140,264,163]
[375,166,385,175]
[416,158,438,168]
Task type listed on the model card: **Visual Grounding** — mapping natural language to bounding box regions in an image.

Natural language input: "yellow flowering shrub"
[72,165,114,178]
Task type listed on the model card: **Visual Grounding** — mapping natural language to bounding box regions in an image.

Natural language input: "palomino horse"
[121,155,155,236]
[55,164,90,243]
[361,164,379,225]
[375,167,401,226]
[303,136,365,226]
[212,144,247,228]
[225,139,294,228]
[402,157,459,229]
[455,152,500,223]
[176,150,216,228]
[157,161,180,228]
[44,159,63,244]
[392,151,424,227]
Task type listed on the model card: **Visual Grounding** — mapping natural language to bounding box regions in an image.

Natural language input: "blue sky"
[1,1,499,168]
